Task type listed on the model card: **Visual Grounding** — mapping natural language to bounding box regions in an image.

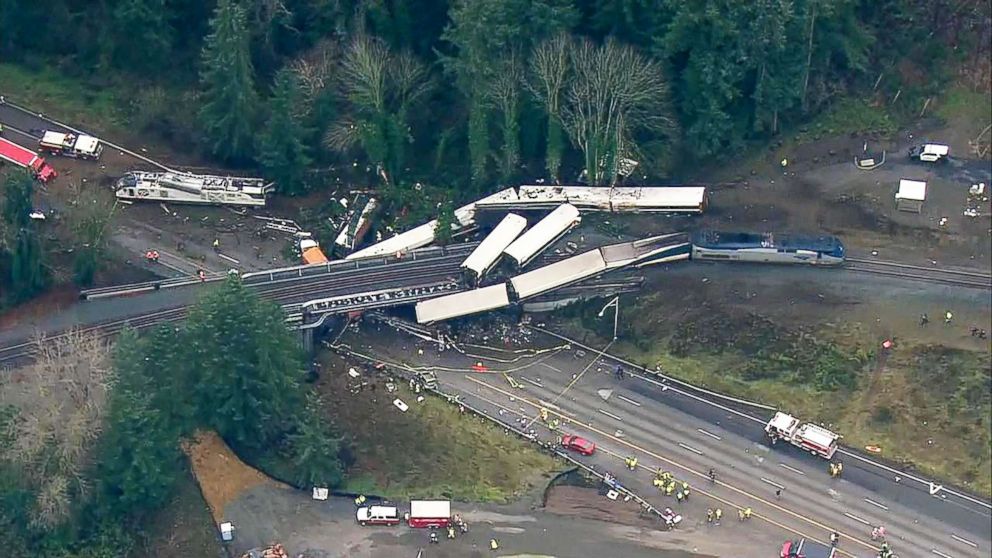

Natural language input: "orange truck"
[300,239,329,265]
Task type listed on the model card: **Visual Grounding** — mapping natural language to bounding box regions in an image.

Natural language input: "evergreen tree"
[183,276,306,450]
[286,393,344,488]
[1,170,47,302]
[108,0,174,73]
[95,329,183,518]
[199,0,259,162]
[258,68,313,196]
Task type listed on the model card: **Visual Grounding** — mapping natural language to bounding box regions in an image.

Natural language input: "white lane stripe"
[843,512,871,526]
[760,477,784,490]
[540,363,565,374]
[520,376,543,387]
[598,409,623,421]
[618,395,642,407]
[217,252,240,264]
[678,442,704,456]
[932,549,955,558]
[951,535,978,548]
[864,498,888,511]
[697,428,721,440]
[779,463,806,475]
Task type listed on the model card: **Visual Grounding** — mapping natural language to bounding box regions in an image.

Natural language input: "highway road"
[0,244,478,365]
[332,318,992,558]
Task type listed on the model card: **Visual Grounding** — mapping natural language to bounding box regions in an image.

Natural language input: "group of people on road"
[705,508,723,524]
[828,461,844,478]
[652,469,691,502]
[427,515,471,545]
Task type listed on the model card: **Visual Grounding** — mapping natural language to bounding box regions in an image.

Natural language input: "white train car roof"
[503,203,580,267]
[509,249,607,300]
[460,213,528,278]
[609,186,707,212]
[415,283,511,323]
[347,201,478,259]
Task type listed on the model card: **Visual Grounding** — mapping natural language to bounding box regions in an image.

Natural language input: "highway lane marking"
[760,477,785,490]
[598,409,623,421]
[463,375,877,555]
[540,362,565,374]
[520,376,543,387]
[863,498,888,511]
[678,442,704,455]
[217,253,240,264]
[697,428,721,440]
[951,534,977,548]
[843,512,871,526]
[618,394,641,407]
[538,327,992,513]
[779,463,806,475]
[526,339,615,430]
[932,549,955,558]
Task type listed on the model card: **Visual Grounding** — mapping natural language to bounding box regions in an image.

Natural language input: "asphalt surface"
[0,245,477,364]
[333,321,992,558]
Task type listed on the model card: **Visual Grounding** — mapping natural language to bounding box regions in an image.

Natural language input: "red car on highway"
[561,434,596,456]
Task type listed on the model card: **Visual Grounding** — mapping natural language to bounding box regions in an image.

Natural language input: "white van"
[356,505,400,526]
[908,143,949,162]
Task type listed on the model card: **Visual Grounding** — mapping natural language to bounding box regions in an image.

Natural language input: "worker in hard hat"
[743,507,752,520]
[429,531,439,544]
[540,408,549,422]
[829,463,838,477]
[706,509,714,523]
[653,477,664,489]
[836,462,844,476]
[490,538,499,550]
[681,481,690,500]
[714,508,723,524]
[665,482,675,496]
[738,509,746,521]
[354,494,366,506]
[629,456,638,470]
[676,490,684,503]
[447,525,456,539]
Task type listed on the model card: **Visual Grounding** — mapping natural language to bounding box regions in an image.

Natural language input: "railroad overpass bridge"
[0,233,690,364]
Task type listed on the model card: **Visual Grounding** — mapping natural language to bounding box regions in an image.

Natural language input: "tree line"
[1,0,987,202]
[0,277,343,556]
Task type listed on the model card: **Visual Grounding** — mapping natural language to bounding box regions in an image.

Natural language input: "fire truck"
[0,136,57,182]
[38,131,103,160]
[765,412,840,459]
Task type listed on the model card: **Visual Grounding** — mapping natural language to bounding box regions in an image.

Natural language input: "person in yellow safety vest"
[629,457,638,469]
[624,457,632,469]
[490,538,499,550]
[836,462,843,476]
[676,490,684,503]
[549,418,560,430]
[738,509,746,521]
[354,494,366,506]
[665,482,675,496]
[714,508,723,523]
[656,468,665,480]
[540,408,549,422]
[447,526,456,539]
[829,463,837,477]
[663,472,673,483]
[744,507,752,520]
[706,509,714,523]
[653,477,664,489]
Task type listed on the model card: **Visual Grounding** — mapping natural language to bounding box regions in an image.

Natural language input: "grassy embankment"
[562,296,992,497]
[315,354,562,503]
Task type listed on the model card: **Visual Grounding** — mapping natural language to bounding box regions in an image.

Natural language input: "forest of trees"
[1,0,988,202]
[1,278,342,556]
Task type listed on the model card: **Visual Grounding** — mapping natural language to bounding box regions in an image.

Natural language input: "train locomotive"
[690,231,845,266]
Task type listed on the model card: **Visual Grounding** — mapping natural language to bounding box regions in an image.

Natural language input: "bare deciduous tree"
[527,34,572,182]
[0,329,114,527]
[487,54,524,181]
[559,39,675,186]
[324,35,432,185]
[290,39,339,117]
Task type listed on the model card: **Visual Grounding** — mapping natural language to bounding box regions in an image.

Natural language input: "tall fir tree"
[258,68,313,196]
[199,0,259,162]
[183,276,306,450]
[108,0,174,73]
[1,171,47,302]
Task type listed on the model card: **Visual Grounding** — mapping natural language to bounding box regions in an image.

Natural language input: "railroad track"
[0,253,470,366]
[845,257,992,289]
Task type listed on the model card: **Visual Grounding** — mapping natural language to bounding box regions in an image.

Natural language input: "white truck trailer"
[765,412,840,459]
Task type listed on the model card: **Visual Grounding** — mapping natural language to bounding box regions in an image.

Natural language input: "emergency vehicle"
[765,412,840,459]
[0,136,57,182]
[356,505,400,526]
[38,131,103,160]
[405,500,451,528]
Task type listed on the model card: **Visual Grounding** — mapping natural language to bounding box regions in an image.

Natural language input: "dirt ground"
[544,484,659,528]
[183,430,289,523]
